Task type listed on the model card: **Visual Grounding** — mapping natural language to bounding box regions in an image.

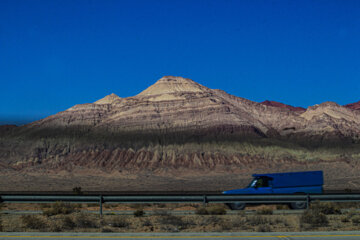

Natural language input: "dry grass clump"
[195,205,227,215]
[59,216,76,230]
[256,207,273,215]
[310,201,341,215]
[134,209,145,217]
[153,209,169,216]
[300,209,328,229]
[42,202,78,216]
[157,214,191,231]
[73,213,98,228]
[21,215,47,230]
[106,216,130,228]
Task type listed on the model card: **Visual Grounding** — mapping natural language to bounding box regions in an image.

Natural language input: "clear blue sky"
[1,0,360,125]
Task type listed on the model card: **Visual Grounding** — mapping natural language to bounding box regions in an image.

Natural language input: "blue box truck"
[223,171,323,210]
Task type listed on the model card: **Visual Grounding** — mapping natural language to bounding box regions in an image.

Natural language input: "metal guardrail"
[2,194,360,216]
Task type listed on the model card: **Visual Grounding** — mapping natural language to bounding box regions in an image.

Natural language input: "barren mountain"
[1,76,360,190]
[260,100,306,112]
[344,100,360,110]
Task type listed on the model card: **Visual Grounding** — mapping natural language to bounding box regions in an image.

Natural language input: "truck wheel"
[290,201,307,209]
[227,202,246,210]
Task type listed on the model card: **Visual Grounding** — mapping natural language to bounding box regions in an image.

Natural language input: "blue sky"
[1,0,360,125]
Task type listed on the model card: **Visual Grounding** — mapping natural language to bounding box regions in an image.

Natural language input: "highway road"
[1,232,360,240]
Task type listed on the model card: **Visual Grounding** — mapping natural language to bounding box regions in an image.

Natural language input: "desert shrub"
[142,218,153,227]
[198,216,221,226]
[257,207,273,215]
[300,209,328,228]
[74,213,97,228]
[195,207,208,215]
[195,206,226,215]
[246,216,269,226]
[60,216,76,230]
[227,216,247,229]
[154,203,166,208]
[311,202,341,215]
[276,204,289,210]
[341,216,350,223]
[153,209,170,216]
[256,225,271,232]
[134,209,145,217]
[86,203,98,207]
[72,186,83,195]
[21,215,46,230]
[351,216,360,224]
[108,216,129,228]
[157,215,189,229]
[39,203,51,209]
[130,203,151,209]
[207,206,227,215]
[43,202,76,216]
[101,227,113,232]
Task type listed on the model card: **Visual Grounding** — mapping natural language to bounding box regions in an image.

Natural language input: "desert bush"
[130,203,151,209]
[300,209,328,228]
[21,215,46,230]
[195,206,226,215]
[351,216,360,224]
[60,216,76,230]
[246,216,269,226]
[134,209,145,217]
[39,203,51,209]
[157,215,189,229]
[101,227,113,232]
[153,209,170,216]
[195,207,208,215]
[207,206,227,215]
[276,204,289,210]
[227,216,247,229]
[154,203,166,208]
[341,216,350,223]
[74,213,97,228]
[257,207,273,215]
[142,218,153,227]
[86,203,98,207]
[198,216,221,226]
[108,216,129,228]
[43,202,77,216]
[311,202,341,215]
[256,225,271,232]
[72,186,83,195]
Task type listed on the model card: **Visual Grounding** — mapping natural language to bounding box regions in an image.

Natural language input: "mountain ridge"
[1,76,360,188]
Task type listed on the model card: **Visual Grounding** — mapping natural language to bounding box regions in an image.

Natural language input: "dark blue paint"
[223,171,323,195]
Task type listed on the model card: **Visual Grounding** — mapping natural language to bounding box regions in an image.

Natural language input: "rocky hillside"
[1,76,360,178]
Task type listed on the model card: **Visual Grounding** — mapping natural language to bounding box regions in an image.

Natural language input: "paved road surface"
[1,232,360,240]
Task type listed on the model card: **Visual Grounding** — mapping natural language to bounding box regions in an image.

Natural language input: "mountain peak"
[137,76,209,96]
[95,93,121,104]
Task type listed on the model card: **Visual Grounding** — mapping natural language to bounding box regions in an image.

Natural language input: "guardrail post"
[203,195,208,207]
[99,195,103,217]
[306,194,310,209]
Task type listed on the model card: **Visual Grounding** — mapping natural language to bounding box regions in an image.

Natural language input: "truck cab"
[223,171,323,210]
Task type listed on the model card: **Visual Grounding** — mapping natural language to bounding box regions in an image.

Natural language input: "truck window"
[248,177,271,188]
